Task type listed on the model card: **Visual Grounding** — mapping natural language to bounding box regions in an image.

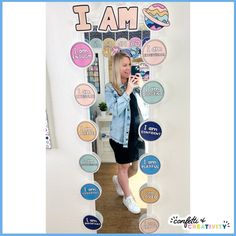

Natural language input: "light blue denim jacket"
[105,83,148,148]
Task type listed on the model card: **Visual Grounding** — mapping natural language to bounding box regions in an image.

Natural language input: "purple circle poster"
[70,42,94,68]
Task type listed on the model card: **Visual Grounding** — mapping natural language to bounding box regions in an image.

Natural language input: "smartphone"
[131,65,140,76]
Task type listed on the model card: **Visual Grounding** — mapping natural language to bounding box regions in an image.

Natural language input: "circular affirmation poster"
[74,83,97,108]
[116,38,129,49]
[141,81,164,104]
[79,153,101,174]
[70,42,94,68]
[80,182,102,201]
[77,121,98,142]
[103,38,115,57]
[90,38,102,48]
[139,120,162,141]
[129,37,142,48]
[139,185,160,204]
[142,39,167,66]
[139,215,160,233]
[139,154,161,175]
[83,211,103,230]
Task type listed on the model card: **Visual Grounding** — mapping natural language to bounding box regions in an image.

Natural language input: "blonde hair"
[110,52,131,95]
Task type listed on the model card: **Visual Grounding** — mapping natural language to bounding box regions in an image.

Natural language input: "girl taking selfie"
[105,52,148,214]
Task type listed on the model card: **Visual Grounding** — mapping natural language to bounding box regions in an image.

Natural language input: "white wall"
[46,2,95,233]
[148,3,190,233]
[46,2,189,233]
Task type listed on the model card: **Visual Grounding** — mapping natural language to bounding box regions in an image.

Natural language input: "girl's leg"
[128,160,138,178]
[117,163,131,198]
[118,162,141,214]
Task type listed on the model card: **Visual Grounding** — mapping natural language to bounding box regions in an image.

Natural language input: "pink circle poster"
[74,83,97,108]
[129,37,142,48]
[70,42,94,68]
[142,39,167,66]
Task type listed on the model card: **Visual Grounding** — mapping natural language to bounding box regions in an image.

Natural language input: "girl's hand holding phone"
[126,76,138,95]
[134,73,143,88]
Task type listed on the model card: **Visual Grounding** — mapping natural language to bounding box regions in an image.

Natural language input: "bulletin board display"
[87,53,101,94]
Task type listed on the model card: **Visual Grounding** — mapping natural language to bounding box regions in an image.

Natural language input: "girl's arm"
[105,84,130,117]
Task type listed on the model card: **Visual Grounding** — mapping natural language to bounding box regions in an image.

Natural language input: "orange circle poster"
[77,121,98,142]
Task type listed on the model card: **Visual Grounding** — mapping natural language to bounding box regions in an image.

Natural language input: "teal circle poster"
[79,153,100,173]
[141,81,164,104]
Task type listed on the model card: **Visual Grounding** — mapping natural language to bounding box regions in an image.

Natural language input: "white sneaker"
[112,175,124,196]
[123,196,141,214]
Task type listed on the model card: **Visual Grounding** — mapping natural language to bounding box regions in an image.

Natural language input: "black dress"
[109,93,144,164]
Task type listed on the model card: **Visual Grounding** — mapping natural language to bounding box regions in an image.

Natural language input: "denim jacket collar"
[119,83,127,92]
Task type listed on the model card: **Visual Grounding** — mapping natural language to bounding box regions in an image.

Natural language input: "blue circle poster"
[139,121,162,141]
[80,183,101,201]
[140,154,161,175]
[83,215,102,230]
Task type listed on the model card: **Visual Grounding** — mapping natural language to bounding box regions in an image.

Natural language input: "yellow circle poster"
[103,38,115,57]
[77,121,98,142]
[139,186,160,204]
